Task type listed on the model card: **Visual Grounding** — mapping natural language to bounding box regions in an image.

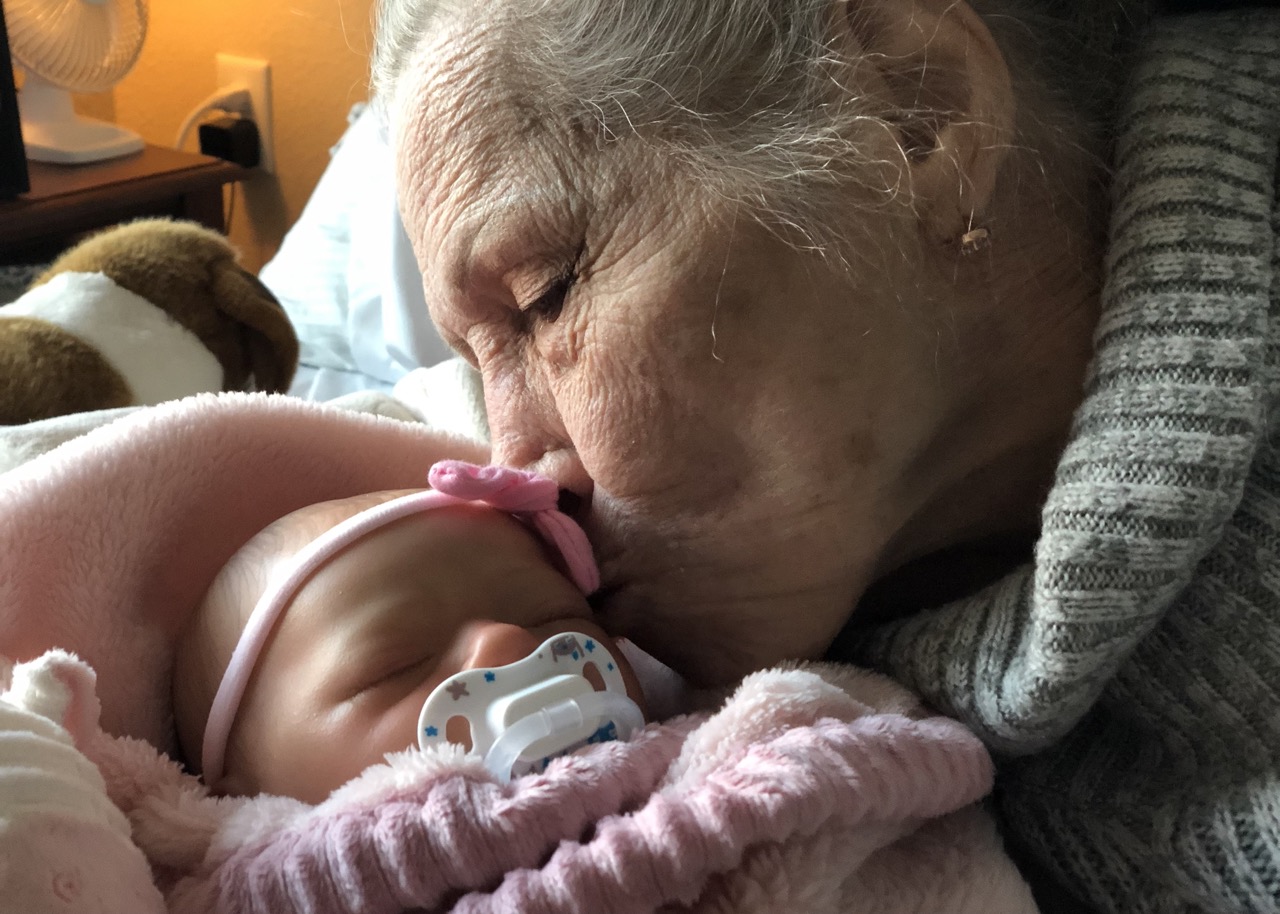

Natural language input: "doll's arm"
[0,650,165,914]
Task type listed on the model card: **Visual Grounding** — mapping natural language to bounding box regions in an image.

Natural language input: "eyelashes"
[523,269,575,322]
[520,242,586,325]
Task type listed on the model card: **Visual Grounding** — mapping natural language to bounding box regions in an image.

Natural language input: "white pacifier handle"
[485,691,644,783]
[417,632,644,782]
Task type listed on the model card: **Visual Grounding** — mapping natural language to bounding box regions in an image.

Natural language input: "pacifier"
[418,632,644,782]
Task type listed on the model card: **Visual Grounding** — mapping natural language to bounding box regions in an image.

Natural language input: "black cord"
[224,184,238,233]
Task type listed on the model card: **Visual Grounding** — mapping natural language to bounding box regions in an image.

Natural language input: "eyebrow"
[436,187,579,296]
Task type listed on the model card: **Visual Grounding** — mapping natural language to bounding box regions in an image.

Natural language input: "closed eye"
[522,270,574,323]
[519,242,586,326]
[341,653,438,707]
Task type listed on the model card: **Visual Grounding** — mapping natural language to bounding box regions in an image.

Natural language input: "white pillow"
[259,104,454,400]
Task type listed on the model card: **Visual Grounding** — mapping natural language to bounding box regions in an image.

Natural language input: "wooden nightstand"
[0,144,246,265]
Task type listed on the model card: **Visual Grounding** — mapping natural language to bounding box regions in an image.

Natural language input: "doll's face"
[173,491,641,803]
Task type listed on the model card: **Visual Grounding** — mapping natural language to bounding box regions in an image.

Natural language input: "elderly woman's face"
[395,26,944,683]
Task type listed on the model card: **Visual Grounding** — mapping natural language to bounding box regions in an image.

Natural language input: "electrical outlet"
[215,53,273,173]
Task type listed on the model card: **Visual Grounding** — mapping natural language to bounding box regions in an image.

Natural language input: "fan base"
[23,116,144,165]
[18,74,144,165]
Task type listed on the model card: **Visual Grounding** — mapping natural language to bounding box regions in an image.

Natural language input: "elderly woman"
[373,0,1279,912]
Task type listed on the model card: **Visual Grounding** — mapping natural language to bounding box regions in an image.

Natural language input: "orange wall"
[78,0,377,271]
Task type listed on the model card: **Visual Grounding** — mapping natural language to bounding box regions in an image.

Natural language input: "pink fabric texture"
[0,392,486,751]
[89,664,1036,914]
[427,461,599,594]
[0,393,1038,912]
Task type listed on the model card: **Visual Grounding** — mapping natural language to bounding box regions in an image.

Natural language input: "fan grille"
[7,0,148,94]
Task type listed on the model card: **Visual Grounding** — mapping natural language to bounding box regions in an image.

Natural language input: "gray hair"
[372,0,1154,244]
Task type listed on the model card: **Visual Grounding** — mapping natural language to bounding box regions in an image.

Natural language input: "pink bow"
[428,461,599,595]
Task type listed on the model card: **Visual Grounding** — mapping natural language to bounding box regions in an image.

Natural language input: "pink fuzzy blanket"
[0,394,1037,913]
[0,393,486,752]
[86,659,1034,914]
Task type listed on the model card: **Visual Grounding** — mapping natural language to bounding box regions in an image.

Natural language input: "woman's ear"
[832,0,1015,246]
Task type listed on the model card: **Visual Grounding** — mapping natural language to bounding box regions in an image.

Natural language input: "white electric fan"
[5,0,147,164]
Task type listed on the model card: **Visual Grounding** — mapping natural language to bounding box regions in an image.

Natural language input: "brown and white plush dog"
[0,219,298,425]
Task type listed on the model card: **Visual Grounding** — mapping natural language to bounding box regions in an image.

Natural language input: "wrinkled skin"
[393,24,1051,684]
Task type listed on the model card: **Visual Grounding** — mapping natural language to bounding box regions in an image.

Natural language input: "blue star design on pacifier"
[446,681,470,700]
[424,725,438,737]
[484,671,496,683]
[607,662,615,671]
[584,640,595,652]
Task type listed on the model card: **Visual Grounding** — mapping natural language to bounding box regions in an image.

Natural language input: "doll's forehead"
[267,489,426,551]
[221,490,428,622]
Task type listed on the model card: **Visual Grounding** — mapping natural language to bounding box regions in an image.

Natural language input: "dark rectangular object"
[0,2,29,200]
[199,115,261,168]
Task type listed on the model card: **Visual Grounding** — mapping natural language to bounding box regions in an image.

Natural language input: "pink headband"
[200,460,598,786]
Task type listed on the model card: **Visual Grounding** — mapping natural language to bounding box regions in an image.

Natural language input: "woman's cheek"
[540,272,707,490]
[539,307,590,380]
[537,312,614,426]
[572,370,691,498]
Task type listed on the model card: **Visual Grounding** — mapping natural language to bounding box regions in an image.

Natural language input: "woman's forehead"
[390,20,626,238]
[394,23,518,184]
[397,59,523,256]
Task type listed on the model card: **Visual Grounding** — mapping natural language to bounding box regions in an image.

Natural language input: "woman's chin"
[585,496,868,684]
[591,574,841,687]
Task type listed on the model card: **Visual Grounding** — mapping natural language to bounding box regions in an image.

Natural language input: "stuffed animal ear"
[210,265,300,394]
[9,650,103,749]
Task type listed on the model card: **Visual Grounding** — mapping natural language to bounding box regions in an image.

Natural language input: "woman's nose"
[456,621,544,672]
[482,371,594,504]
[491,436,594,509]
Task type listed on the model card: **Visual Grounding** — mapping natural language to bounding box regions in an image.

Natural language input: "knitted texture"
[839,10,1280,914]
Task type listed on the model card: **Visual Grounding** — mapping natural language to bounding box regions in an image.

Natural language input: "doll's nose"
[457,621,544,672]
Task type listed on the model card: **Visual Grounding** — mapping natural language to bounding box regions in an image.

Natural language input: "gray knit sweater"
[839,10,1280,914]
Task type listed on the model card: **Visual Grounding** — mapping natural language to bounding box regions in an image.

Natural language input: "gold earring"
[958,226,991,255]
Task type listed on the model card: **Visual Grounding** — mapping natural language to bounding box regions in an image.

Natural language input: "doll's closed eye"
[338,651,440,707]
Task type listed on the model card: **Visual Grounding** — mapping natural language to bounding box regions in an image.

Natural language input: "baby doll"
[174,460,649,801]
